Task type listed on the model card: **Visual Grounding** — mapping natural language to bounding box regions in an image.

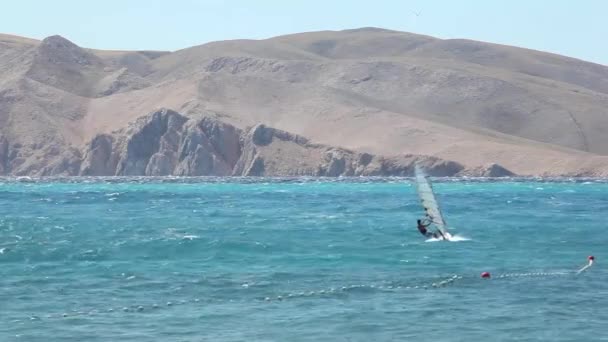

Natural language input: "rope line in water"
[495,271,571,279]
[13,275,464,321]
[13,257,595,321]
[263,275,463,302]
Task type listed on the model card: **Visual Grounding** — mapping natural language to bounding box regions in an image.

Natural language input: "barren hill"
[1,28,608,176]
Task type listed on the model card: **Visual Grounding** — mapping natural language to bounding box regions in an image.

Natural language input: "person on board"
[417,218,445,239]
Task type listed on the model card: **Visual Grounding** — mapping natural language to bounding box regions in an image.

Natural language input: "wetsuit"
[417,221,433,237]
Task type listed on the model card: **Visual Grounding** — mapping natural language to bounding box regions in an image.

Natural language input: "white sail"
[414,164,450,237]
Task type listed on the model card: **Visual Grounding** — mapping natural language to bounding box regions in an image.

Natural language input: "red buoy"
[588,255,595,261]
[481,271,491,279]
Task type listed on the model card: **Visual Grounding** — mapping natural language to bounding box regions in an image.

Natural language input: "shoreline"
[2,175,608,184]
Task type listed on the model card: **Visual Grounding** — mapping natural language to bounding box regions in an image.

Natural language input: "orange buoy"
[481,271,491,279]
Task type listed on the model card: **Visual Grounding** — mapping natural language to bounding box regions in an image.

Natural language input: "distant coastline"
[2,176,607,184]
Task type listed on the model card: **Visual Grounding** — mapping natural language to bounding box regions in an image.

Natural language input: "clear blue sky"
[2,0,607,64]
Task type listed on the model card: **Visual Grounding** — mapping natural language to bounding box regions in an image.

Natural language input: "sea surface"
[1,178,607,342]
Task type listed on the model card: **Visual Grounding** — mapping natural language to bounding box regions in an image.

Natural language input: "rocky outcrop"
[78,108,470,177]
[480,163,515,177]
[81,109,243,176]
[458,163,516,177]
[0,106,499,177]
[173,117,241,176]
[0,141,81,177]
[38,148,81,176]
[80,134,116,176]
[373,155,465,177]
[115,110,188,175]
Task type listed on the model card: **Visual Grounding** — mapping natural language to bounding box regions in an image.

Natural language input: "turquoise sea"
[1,178,606,341]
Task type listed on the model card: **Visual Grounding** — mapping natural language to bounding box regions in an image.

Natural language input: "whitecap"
[448,235,471,242]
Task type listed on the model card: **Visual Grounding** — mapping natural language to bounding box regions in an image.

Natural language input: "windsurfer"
[417,219,435,237]
[414,165,452,241]
[417,218,446,239]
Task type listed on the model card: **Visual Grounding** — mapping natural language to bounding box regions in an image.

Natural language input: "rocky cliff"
[79,108,492,177]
